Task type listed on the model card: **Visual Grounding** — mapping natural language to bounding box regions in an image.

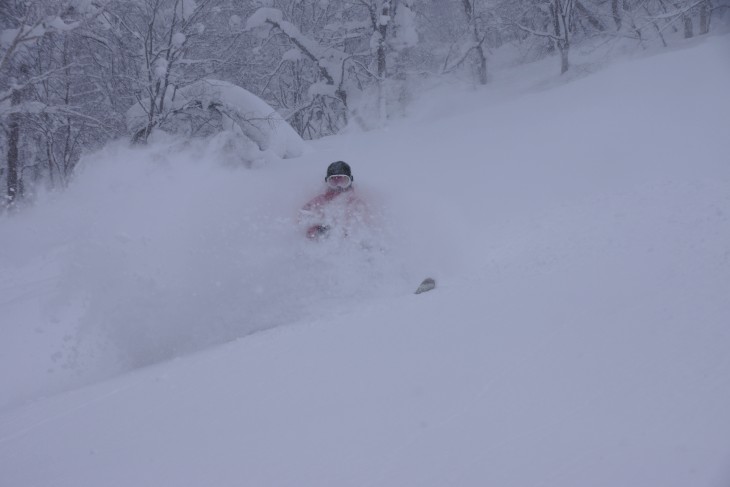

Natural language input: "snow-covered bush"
[127,79,304,163]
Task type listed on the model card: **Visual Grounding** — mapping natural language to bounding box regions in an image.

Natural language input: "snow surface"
[2,34,730,486]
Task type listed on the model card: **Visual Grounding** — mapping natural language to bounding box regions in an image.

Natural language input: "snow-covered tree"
[434,0,495,85]
[245,5,351,136]
[500,0,577,75]
[244,0,419,135]
[95,0,229,143]
[126,78,304,159]
[365,0,419,122]
[0,0,102,204]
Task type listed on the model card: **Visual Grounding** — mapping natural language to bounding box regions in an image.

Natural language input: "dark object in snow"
[307,224,330,240]
[415,278,436,294]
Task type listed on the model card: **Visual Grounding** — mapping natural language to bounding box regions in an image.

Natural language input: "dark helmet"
[325,161,353,181]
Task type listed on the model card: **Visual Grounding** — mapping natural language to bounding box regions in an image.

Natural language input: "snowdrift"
[127,79,304,160]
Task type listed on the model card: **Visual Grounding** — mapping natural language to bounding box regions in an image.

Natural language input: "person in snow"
[299,161,370,240]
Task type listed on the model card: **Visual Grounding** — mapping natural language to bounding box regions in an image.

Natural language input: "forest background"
[1,0,727,206]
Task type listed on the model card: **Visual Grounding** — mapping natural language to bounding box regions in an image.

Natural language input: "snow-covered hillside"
[1,35,730,486]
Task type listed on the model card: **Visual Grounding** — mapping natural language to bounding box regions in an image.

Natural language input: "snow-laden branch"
[0,99,118,135]
[1,3,110,74]
[442,39,484,75]
[0,63,80,104]
[127,79,304,158]
[0,18,47,74]
[497,16,561,42]
[245,8,349,87]
[647,0,707,20]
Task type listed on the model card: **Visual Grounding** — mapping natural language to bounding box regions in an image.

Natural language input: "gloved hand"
[306,224,330,240]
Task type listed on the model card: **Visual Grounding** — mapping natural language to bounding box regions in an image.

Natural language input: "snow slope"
[2,35,730,486]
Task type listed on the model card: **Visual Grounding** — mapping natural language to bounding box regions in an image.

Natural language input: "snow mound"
[127,79,304,160]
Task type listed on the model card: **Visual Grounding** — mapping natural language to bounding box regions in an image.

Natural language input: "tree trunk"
[377,2,390,79]
[699,1,710,35]
[475,44,488,84]
[5,89,22,206]
[559,42,570,74]
[612,0,622,30]
[376,1,392,124]
[462,0,487,85]
[683,14,694,38]
[552,0,571,75]
[551,2,562,40]
[335,87,349,126]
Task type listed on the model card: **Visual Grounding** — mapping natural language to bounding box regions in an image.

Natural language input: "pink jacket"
[299,187,369,239]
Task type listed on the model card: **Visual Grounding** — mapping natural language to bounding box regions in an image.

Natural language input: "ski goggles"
[326,174,352,189]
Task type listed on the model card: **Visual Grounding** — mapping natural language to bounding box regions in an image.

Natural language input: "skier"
[299,161,435,294]
[299,161,369,240]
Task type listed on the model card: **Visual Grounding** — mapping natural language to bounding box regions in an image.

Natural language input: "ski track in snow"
[0,381,141,447]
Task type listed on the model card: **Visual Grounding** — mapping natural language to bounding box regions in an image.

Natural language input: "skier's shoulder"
[302,191,333,209]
